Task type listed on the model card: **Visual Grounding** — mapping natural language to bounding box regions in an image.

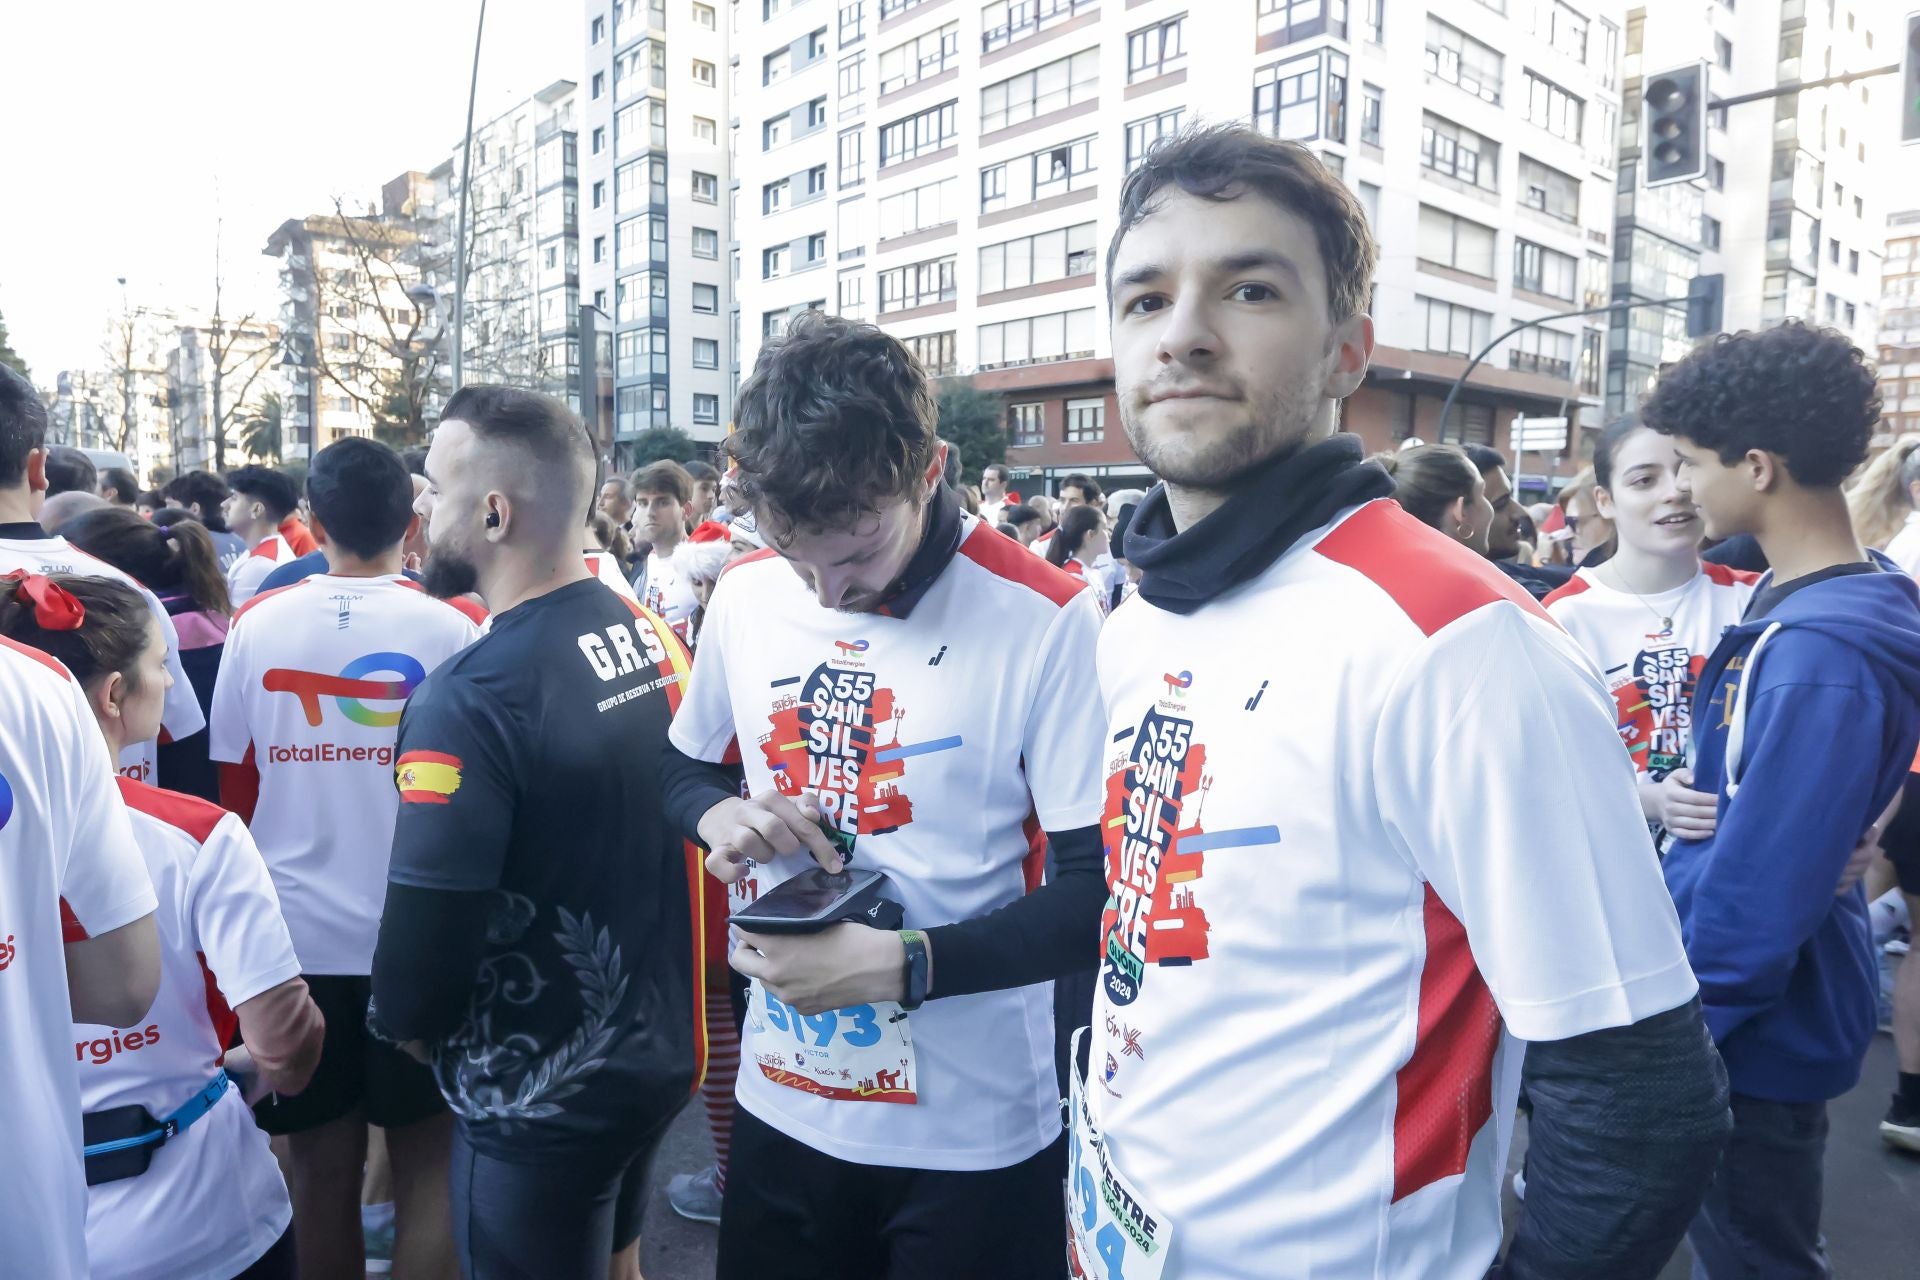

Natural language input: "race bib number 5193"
[746,980,917,1104]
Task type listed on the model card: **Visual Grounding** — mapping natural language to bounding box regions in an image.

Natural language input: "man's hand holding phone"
[697,790,847,883]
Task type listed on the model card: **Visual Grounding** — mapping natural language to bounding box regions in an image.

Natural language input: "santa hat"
[676,521,733,583]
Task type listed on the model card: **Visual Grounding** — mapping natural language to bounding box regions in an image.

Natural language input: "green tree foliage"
[241,393,285,463]
[934,380,1006,487]
[628,426,699,469]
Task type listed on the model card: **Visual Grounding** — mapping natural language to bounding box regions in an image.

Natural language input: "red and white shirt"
[80,779,301,1280]
[226,532,301,606]
[1545,562,1758,782]
[641,548,698,641]
[0,639,154,1278]
[1084,500,1697,1279]
[0,529,206,784]
[585,550,639,601]
[208,575,484,975]
[670,515,1106,1171]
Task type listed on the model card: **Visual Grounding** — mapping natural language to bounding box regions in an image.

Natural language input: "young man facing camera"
[1075,126,1728,1280]
[662,314,1109,1279]
[371,387,704,1280]
[1643,324,1920,1278]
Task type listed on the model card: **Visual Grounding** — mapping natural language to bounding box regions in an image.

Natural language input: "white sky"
[0,0,581,381]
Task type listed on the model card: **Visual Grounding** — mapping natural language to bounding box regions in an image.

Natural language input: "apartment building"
[730,0,1627,492]
[579,0,734,463]
[1880,208,1920,439]
[163,316,282,474]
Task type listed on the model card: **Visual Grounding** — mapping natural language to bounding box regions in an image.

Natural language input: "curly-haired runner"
[1643,321,1920,1276]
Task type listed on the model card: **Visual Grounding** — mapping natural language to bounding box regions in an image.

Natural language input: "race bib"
[745,979,918,1104]
[1066,1028,1172,1280]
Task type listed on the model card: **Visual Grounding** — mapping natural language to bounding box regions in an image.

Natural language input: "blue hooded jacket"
[1664,553,1920,1102]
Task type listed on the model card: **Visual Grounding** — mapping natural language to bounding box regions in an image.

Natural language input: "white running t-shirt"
[1545,561,1757,782]
[641,548,698,641]
[208,574,483,974]
[0,638,155,1278]
[80,779,301,1280]
[585,550,639,601]
[1083,500,1698,1279]
[226,532,301,606]
[671,516,1105,1171]
[0,530,206,784]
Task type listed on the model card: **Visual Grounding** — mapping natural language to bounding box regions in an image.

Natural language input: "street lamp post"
[452,0,489,394]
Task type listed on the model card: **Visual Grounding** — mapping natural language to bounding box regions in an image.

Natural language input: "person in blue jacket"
[1644,321,1920,1279]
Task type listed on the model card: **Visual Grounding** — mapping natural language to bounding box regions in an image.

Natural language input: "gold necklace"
[1607,560,1683,637]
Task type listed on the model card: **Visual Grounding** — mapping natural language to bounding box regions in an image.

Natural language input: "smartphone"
[730,866,889,935]
[815,816,856,864]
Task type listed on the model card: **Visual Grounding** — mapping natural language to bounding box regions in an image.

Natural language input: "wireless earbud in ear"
[485,512,501,528]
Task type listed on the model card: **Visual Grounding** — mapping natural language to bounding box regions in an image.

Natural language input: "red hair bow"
[3,572,86,631]
[687,521,731,544]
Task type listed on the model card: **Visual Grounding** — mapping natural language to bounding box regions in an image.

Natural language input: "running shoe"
[1880,1092,1920,1154]
[668,1166,724,1224]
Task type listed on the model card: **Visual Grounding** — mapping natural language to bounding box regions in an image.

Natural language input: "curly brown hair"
[728,312,938,534]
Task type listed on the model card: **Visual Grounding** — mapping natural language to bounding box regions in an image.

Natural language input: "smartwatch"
[899,929,931,1010]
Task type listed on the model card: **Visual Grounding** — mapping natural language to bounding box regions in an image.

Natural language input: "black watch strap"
[900,929,931,1010]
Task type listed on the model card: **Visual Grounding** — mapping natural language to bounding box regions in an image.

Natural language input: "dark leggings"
[232,1227,296,1279]
[450,1120,673,1280]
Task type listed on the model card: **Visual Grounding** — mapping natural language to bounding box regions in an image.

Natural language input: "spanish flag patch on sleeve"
[396,750,463,804]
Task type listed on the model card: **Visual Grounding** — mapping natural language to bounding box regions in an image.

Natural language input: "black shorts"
[717,1105,1066,1280]
[251,973,446,1136]
[1884,772,1920,897]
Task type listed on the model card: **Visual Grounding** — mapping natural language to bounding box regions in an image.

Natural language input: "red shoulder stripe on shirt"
[0,633,73,680]
[394,576,490,624]
[248,535,284,562]
[720,546,779,578]
[956,522,1084,608]
[1702,561,1762,587]
[1314,500,1553,636]
[231,578,313,623]
[60,897,88,942]
[1540,574,1592,609]
[116,775,228,845]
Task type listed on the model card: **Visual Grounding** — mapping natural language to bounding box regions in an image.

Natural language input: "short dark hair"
[45,447,97,497]
[729,311,937,532]
[1005,502,1044,529]
[684,459,721,485]
[99,467,139,504]
[308,438,414,559]
[1108,123,1377,324]
[440,384,595,519]
[163,470,231,529]
[1462,444,1508,477]
[983,463,1010,484]
[631,459,693,505]
[400,447,429,477]
[225,464,300,521]
[1060,473,1102,502]
[0,363,47,490]
[1641,322,1879,489]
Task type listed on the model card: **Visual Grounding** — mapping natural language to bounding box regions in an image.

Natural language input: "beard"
[421,546,480,600]
[1119,359,1331,491]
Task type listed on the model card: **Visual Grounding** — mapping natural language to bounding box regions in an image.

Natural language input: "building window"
[1360,84,1382,146]
[1513,239,1578,300]
[615,215,666,267]
[1510,327,1575,380]
[592,180,607,209]
[765,177,791,214]
[693,227,719,258]
[1257,0,1347,46]
[693,59,716,86]
[593,235,607,264]
[693,116,717,143]
[841,2,865,45]
[591,72,605,99]
[1417,205,1497,277]
[1714,33,1733,70]
[1519,155,1580,222]
[694,1,716,27]
[1125,108,1184,172]
[692,171,718,202]
[977,308,1097,370]
[878,255,957,312]
[981,47,1098,133]
[1065,397,1105,443]
[1253,49,1347,143]
[1445,402,1495,445]
[903,330,956,376]
[804,96,829,133]
[878,21,959,94]
[1008,402,1045,447]
[591,14,606,43]
[1844,302,1856,328]
[591,126,606,155]
[979,135,1097,213]
[983,0,1097,52]
[693,394,720,426]
[764,245,790,279]
[879,100,958,167]
[1418,296,1493,357]
[840,54,865,103]
[692,283,719,314]
[765,112,790,149]
[877,175,958,239]
[839,127,866,186]
[1849,249,1860,274]
[1708,157,1726,191]
[1424,17,1503,105]
[616,326,667,378]
[1127,15,1186,84]
[1420,113,1499,191]
[693,338,720,369]
[837,268,867,320]
[1702,215,1722,250]
[979,222,1097,293]
[1522,71,1584,142]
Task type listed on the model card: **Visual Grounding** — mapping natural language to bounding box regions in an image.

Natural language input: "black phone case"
[82,1103,163,1185]
[730,868,903,935]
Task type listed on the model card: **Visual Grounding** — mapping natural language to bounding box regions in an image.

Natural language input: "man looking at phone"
[661,313,1109,1279]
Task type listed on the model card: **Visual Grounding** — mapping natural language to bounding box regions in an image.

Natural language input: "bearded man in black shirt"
[370,385,702,1280]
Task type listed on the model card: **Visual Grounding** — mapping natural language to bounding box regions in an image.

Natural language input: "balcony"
[1509,350,1574,381]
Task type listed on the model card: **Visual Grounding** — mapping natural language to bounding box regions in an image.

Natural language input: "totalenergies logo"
[833,639,870,656]
[264,652,427,728]
[1161,670,1193,698]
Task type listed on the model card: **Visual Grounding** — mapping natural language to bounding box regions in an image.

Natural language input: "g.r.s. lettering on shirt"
[576,617,669,682]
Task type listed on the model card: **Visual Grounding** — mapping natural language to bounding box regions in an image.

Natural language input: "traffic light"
[1644,62,1709,187]
[1686,273,1724,339]
[1903,11,1920,147]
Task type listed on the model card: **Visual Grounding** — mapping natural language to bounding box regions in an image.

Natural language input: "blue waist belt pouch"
[81,1070,231,1185]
